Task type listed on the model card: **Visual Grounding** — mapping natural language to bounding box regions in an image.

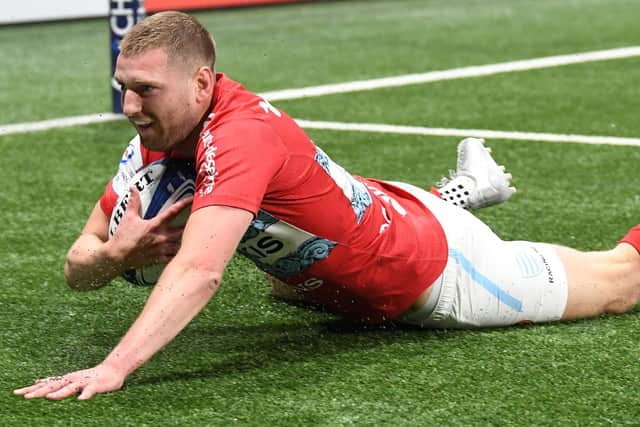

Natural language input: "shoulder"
[199,104,291,162]
[210,74,294,142]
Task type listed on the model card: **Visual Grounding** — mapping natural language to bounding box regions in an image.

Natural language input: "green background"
[1,0,639,425]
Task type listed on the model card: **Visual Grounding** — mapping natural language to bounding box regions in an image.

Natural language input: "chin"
[139,136,168,152]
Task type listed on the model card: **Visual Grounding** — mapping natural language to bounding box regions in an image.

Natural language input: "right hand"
[108,187,193,269]
[14,362,127,401]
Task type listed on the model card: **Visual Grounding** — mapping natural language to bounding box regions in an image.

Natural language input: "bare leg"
[558,243,640,320]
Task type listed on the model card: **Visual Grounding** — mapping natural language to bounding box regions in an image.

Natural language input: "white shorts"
[391,182,569,329]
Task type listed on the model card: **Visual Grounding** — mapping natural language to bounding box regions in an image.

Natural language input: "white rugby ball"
[108,158,196,286]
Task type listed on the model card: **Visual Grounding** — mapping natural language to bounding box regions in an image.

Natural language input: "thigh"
[430,240,569,328]
[389,182,569,328]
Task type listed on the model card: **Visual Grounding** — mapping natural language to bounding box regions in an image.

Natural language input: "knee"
[604,287,640,314]
[563,245,640,318]
[602,255,640,314]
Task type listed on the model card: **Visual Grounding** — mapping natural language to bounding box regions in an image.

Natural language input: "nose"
[122,90,142,118]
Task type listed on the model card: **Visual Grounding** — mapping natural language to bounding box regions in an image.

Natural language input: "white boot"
[437,138,516,209]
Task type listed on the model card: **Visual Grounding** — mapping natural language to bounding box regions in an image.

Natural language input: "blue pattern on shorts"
[449,248,523,312]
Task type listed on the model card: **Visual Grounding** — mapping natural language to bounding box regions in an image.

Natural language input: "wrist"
[101,238,130,272]
[102,350,142,378]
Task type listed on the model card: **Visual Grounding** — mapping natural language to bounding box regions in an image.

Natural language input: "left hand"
[13,362,126,401]
[108,188,193,270]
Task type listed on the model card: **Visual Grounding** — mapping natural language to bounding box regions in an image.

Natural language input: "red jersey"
[101,73,448,324]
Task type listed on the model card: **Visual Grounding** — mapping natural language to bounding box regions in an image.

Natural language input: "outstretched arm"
[15,204,254,400]
[64,189,190,290]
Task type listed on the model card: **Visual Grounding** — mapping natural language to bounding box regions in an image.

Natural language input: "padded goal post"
[109,1,146,114]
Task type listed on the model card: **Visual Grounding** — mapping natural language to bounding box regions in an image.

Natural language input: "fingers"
[147,228,183,250]
[44,382,84,400]
[164,226,186,241]
[164,241,182,256]
[15,364,125,401]
[15,377,101,401]
[15,377,71,399]
[153,242,181,263]
[78,385,98,401]
[13,383,45,396]
[153,196,193,225]
[18,380,92,401]
[14,376,63,395]
[126,187,142,218]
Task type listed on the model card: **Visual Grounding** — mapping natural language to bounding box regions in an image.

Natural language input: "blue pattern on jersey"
[240,210,279,243]
[269,237,336,278]
[349,181,371,223]
[314,149,331,174]
[313,146,371,223]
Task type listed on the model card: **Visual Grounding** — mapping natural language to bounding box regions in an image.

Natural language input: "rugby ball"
[108,158,196,286]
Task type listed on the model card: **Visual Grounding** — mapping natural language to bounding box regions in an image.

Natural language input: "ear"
[194,66,215,105]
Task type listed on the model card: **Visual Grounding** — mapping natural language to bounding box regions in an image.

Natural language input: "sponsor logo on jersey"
[238,210,335,281]
[113,137,144,195]
[365,183,407,234]
[198,129,218,196]
[258,98,282,117]
[120,143,136,164]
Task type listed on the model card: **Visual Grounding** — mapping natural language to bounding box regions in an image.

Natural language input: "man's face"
[115,48,203,153]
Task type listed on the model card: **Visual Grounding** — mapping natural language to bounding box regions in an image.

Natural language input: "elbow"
[63,258,85,291]
[201,270,223,295]
[176,264,223,298]
[209,272,223,293]
[166,251,227,298]
[63,254,77,287]
[63,234,115,291]
[64,245,84,289]
[63,254,106,291]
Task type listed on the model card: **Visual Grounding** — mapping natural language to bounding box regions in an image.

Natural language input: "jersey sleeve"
[98,135,166,218]
[192,119,288,216]
[99,179,119,218]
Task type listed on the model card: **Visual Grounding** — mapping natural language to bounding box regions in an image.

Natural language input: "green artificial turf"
[2,0,640,425]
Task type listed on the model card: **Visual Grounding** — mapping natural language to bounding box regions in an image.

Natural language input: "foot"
[437,137,516,209]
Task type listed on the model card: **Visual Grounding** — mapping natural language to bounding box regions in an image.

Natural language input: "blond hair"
[119,11,216,71]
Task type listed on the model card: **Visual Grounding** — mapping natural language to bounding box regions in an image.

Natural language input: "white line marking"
[1,46,639,141]
[0,113,640,146]
[262,46,640,101]
[0,113,123,136]
[4,112,636,146]
[295,119,640,146]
